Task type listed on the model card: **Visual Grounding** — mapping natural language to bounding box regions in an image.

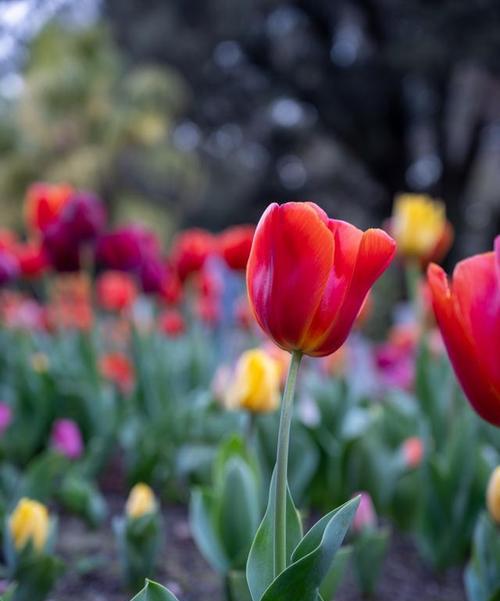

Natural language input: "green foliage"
[465,513,500,601]
[131,580,180,601]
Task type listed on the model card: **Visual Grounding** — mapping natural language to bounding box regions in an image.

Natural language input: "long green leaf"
[131,580,180,601]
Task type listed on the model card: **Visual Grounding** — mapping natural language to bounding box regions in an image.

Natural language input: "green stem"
[405,259,422,323]
[274,349,302,577]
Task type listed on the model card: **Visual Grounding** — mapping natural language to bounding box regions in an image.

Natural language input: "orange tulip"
[427,236,500,426]
[24,182,73,234]
[100,352,135,394]
[247,202,396,357]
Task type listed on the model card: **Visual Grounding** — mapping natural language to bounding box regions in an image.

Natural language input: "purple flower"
[0,251,19,285]
[51,419,84,460]
[60,192,107,242]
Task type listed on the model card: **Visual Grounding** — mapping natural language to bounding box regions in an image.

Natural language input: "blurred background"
[0,0,499,260]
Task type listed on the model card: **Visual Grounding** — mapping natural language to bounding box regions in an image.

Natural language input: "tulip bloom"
[97,271,138,312]
[58,192,106,242]
[352,492,377,533]
[401,437,424,469]
[170,228,215,281]
[51,419,84,460]
[247,202,395,357]
[487,466,500,524]
[427,237,500,426]
[24,182,73,234]
[0,403,12,435]
[159,309,185,337]
[15,242,48,279]
[391,193,451,261]
[224,348,281,413]
[126,483,157,518]
[100,352,135,394]
[96,226,159,272]
[9,498,49,552]
[218,225,255,271]
[0,250,19,285]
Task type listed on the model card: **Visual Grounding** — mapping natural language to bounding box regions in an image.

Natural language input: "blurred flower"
[96,226,158,272]
[486,466,500,524]
[0,250,19,285]
[42,220,81,272]
[100,352,135,394]
[138,254,165,295]
[9,498,49,552]
[24,182,73,234]
[195,265,223,299]
[352,492,377,533]
[428,238,500,426]
[96,271,138,312]
[224,348,281,413]
[170,228,215,281]
[31,352,50,374]
[126,483,157,518]
[159,309,185,337]
[58,192,106,243]
[159,262,183,305]
[247,202,395,357]
[375,341,414,391]
[15,242,48,279]
[0,293,46,331]
[401,437,424,469]
[218,225,255,271]
[51,419,84,460]
[391,193,450,262]
[0,229,18,251]
[0,403,12,436]
[47,274,93,331]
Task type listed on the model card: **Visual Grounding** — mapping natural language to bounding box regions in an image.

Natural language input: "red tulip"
[96,227,148,272]
[160,262,183,305]
[427,237,500,426]
[218,225,255,271]
[15,242,48,279]
[24,182,73,234]
[170,228,215,281]
[96,271,137,312]
[247,202,396,357]
[159,309,185,337]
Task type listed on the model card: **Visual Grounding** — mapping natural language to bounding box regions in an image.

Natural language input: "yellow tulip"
[392,193,447,259]
[487,466,500,524]
[225,348,281,413]
[9,498,49,552]
[31,352,49,374]
[126,483,157,518]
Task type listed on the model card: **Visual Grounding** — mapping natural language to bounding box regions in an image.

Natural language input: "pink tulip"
[352,492,377,532]
[0,403,12,435]
[51,419,83,460]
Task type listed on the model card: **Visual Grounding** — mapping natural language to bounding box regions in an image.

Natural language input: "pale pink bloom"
[401,436,424,468]
[352,491,377,532]
[0,403,12,435]
[51,419,83,460]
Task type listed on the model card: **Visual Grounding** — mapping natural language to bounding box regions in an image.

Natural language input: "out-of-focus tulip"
[0,403,12,435]
[51,419,84,460]
[224,348,281,413]
[96,226,158,272]
[352,492,377,533]
[159,261,182,305]
[170,228,215,281]
[234,295,254,330]
[218,225,255,271]
[58,192,106,242]
[391,193,450,261]
[126,483,157,518]
[100,352,135,394]
[9,498,49,552]
[24,182,73,234]
[0,250,19,285]
[247,202,396,357]
[0,229,18,251]
[138,254,164,294]
[15,242,48,279]
[486,466,500,524]
[321,345,349,378]
[42,220,81,272]
[159,309,185,337]
[97,271,137,312]
[427,237,500,426]
[401,437,424,469]
[375,341,415,391]
[31,352,50,373]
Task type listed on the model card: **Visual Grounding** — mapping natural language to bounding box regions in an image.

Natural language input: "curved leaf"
[246,470,302,601]
[190,489,229,573]
[131,579,180,601]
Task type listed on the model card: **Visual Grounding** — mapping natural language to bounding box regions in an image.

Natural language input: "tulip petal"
[311,228,396,356]
[247,202,334,350]
[428,263,500,426]
[451,251,500,389]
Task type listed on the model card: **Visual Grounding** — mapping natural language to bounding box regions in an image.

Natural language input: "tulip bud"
[486,466,500,525]
[51,419,84,460]
[352,492,377,533]
[100,353,135,394]
[31,352,50,373]
[126,483,157,519]
[9,498,50,552]
[225,349,281,413]
[96,271,138,312]
[401,437,424,469]
[24,182,73,234]
[159,309,185,337]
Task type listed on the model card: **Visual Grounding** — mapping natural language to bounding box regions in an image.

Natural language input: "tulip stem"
[274,349,302,578]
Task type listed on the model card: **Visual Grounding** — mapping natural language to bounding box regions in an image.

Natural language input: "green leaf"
[246,471,303,601]
[260,496,359,601]
[190,488,229,573]
[352,529,389,596]
[217,458,261,569]
[227,571,253,601]
[318,546,352,601]
[131,579,180,601]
